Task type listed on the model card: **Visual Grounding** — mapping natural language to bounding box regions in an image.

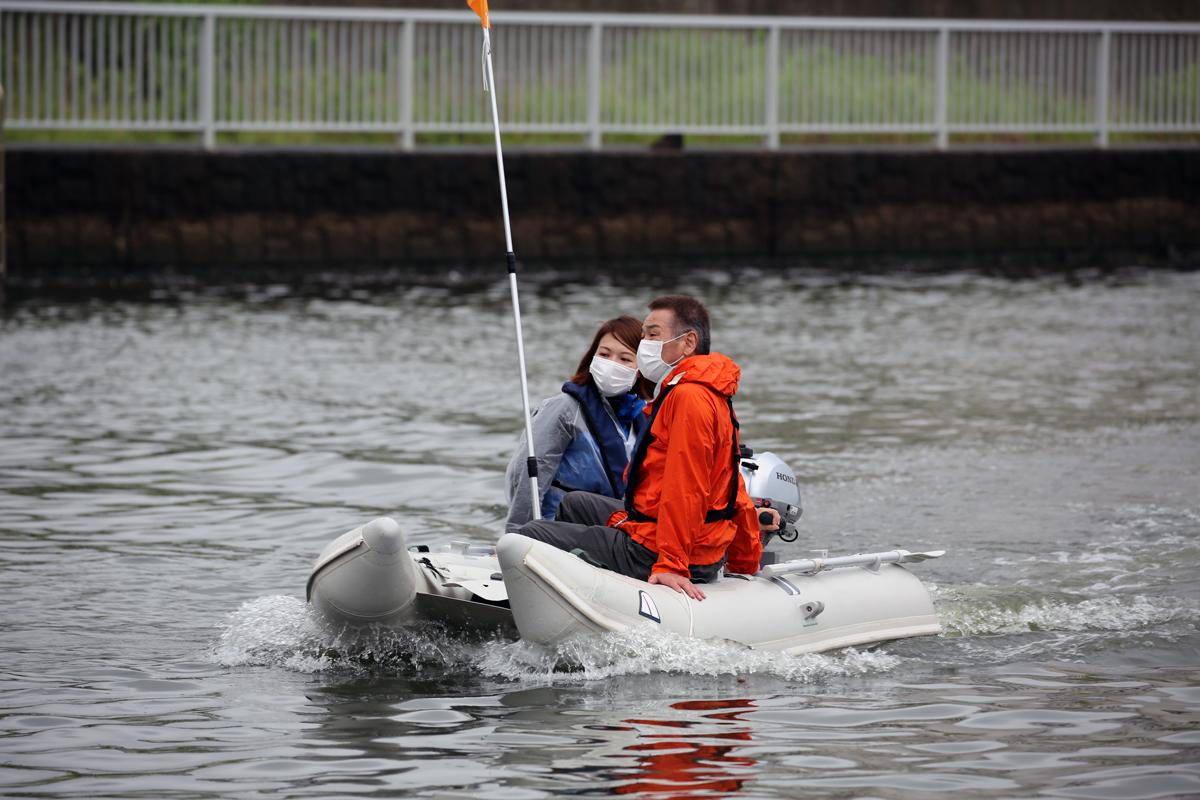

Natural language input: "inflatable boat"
[306,451,945,654]
[306,517,517,637]
[496,532,942,654]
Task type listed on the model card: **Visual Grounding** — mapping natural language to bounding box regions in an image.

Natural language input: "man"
[517,295,778,600]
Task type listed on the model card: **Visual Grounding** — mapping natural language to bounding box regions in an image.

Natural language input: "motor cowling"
[739,448,803,545]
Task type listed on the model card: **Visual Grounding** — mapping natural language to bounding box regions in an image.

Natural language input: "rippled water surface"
[2,269,1198,798]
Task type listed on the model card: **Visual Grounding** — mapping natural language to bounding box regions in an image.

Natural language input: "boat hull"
[307,517,514,634]
[306,521,942,654]
[307,518,420,625]
[496,533,941,654]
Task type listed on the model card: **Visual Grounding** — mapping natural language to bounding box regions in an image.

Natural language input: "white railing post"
[1095,28,1111,147]
[400,18,414,150]
[586,22,601,150]
[764,24,780,150]
[934,26,949,149]
[1,5,1196,148]
[199,12,215,150]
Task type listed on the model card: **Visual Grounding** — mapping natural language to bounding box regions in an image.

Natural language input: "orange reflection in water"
[614,698,757,798]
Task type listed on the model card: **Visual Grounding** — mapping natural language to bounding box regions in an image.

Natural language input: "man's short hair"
[649,295,711,355]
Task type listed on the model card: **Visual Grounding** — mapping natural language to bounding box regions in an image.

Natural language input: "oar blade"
[899,550,946,562]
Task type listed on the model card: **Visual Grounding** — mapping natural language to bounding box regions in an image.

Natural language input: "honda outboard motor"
[739,447,803,549]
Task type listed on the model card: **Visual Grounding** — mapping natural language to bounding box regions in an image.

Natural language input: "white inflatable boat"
[496,532,942,654]
[306,517,517,637]
[306,451,945,654]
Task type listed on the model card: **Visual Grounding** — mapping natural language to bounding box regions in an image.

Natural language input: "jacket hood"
[660,352,741,399]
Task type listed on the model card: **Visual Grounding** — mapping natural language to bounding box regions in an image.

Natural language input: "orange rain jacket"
[607,352,762,578]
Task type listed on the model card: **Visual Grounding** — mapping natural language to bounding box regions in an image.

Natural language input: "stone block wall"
[6,147,1199,291]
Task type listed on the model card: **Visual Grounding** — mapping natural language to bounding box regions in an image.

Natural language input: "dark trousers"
[516,491,723,583]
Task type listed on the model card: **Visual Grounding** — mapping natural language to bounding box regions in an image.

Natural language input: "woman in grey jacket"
[505,316,651,531]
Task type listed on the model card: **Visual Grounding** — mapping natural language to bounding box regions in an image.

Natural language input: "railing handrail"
[3,2,1197,151]
[2,1,1199,34]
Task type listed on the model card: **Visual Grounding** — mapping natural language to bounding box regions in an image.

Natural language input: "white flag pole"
[480,22,541,520]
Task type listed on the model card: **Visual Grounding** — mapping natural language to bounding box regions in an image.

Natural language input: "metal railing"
[1,2,1198,149]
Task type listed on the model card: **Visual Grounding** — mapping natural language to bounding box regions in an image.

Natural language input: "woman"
[505,316,651,531]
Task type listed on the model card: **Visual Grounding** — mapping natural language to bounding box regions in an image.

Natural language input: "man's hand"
[649,571,706,601]
[758,507,782,533]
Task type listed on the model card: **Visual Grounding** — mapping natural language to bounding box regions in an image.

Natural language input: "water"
[2,269,1198,798]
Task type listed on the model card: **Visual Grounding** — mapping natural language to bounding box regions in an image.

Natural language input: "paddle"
[470,0,542,519]
[758,549,947,578]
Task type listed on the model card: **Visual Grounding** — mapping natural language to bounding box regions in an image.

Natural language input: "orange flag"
[467,0,490,29]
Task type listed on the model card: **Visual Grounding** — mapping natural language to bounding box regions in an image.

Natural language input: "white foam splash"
[936,591,1193,638]
[212,595,901,682]
[212,595,328,670]
[211,595,486,674]
[476,625,901,684]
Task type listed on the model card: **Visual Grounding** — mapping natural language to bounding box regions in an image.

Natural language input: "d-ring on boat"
[306,451,945,654]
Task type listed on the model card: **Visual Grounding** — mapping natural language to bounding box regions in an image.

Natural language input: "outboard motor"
[739,447,803,550]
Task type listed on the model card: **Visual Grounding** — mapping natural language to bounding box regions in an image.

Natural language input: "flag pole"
[471,2,541,520]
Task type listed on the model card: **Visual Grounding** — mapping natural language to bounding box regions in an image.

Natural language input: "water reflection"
[295,686,763,797]
[299,681,524,796]
[612,699,757,797]
[1,270,1198,798]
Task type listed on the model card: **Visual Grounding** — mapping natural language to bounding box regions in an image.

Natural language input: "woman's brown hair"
[568,315,653,399]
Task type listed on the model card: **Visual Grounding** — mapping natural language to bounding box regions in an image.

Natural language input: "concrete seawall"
[6,147,1199,291]
[1,85,6,303]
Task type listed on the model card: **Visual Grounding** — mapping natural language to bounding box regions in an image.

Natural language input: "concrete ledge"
[7,147,1199,292]
[1,84,6,303]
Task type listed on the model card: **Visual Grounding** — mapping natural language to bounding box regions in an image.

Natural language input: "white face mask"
[636,332,686,384]
[589,355,638,397]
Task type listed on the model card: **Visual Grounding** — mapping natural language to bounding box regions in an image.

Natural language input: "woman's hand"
[649,571,706,601]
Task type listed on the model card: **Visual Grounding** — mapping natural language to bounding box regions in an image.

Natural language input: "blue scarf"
[561,381,646,497]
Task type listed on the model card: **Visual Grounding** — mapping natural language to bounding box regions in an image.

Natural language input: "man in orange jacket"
[517,295,778,601]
